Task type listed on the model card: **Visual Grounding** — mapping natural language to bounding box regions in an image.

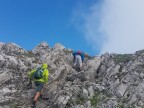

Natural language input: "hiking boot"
[31,101,36,108]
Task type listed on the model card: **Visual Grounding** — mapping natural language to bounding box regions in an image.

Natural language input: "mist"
[75,0,144,54]
[100,0,144,54]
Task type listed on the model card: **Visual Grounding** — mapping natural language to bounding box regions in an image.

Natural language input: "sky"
[0,0,144,56]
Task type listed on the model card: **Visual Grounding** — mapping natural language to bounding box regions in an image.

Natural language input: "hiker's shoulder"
[43,68,48,72]
[31,69,36,72]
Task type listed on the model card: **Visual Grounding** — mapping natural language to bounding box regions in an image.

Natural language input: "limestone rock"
[0,42,144,108]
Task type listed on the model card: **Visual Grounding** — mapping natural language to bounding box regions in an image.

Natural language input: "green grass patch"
[90,93,100,107]
[114,54,133,64]
[76,93,85,105]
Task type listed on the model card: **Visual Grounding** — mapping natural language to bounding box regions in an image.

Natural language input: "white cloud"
[74,0,144,54]
[100,0,144,54]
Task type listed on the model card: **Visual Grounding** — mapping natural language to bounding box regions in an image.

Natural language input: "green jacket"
[28,63,49,83]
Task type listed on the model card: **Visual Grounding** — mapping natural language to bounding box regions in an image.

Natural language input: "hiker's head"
[41,63,48,69]
[77,50,82,55]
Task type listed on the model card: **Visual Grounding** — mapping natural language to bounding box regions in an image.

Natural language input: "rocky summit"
[0,42,144,108]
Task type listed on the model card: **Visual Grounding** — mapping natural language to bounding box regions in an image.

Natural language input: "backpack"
[33,67,44,79]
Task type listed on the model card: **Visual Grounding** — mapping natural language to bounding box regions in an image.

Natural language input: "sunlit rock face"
[0,41,144,108]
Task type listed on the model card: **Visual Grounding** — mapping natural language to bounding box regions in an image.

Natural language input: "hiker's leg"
[79,61,82,70]
[75,56,79,67]
[32,92,40,108]
[34,92,41,101]
[33,82,44,103]
[77,56,82,71]
[40,87,49,100]
[35,82,44,99]
[40,88,44,99]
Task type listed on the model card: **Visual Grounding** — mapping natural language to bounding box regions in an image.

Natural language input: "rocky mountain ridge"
[0,42,144,108]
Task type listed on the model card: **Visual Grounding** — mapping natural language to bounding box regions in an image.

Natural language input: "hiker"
[28,63,49,108]
[72,50,84,71]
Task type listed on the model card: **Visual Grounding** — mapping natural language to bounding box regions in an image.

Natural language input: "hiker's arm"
[28,69,36,79]
[81,53,84,62]
[72,52,76,62]
[44,69,49,83]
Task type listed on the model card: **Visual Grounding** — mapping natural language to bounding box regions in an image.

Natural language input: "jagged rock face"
[0,42,4,49]
[1,43,27,56]
[32,41,50,55]
[54,43,65,51]
[0,42,144,108]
